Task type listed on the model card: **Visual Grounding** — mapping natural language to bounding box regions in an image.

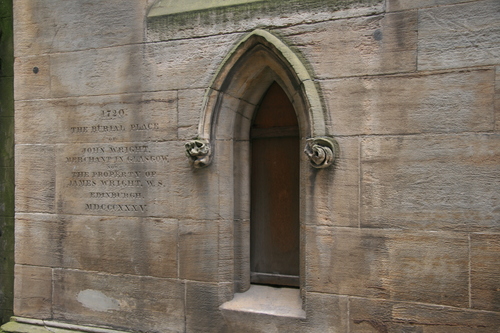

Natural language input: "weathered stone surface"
[15,92,178,144]
[418,0,500,71]
[15,145,55,213]
[495,66,500,131]
[387,0,475,12]
[322,69,495,136]
[142,34,241,91]
[16,213,178,278]
[14,56,50,100]
[179,220,220,282]
[471,233,500,312]
[50,45,143,98]
[233,219,250,292]
[47,35,240,98]
[177,89,205,140]
[147,1,384,43]
[218,220,235,283]
[306,227,469,307]
[185,281,230,333]
[149,0,265,17]
[53,269,185,333]
[164,140,223,220]
[304,136,359,227]
[282,11,417,79]
[213,140,234,221]
[13,265,52,319]
[15,214,61,268]
[302,292,348,332]
[10,0,500,331]
[233,141,250,221]
[350,297,500,332]
[13,0,146,56]
[361,134,500,231]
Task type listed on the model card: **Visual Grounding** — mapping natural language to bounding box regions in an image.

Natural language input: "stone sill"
[1,317,128,333]
[220,284,306,319]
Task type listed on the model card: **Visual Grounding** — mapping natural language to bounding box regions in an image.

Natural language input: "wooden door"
[250,82,300,287]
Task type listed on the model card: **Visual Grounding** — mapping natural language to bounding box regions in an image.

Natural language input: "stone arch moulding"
[184,29,339,168]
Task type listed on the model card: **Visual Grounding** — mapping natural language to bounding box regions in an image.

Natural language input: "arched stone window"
[185,29,338,295]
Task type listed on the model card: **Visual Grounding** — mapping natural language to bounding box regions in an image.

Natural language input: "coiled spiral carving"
[304,137,339,168]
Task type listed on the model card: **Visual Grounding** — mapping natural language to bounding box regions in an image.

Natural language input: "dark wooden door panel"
[250,82,300,287]
[250,137,300,277]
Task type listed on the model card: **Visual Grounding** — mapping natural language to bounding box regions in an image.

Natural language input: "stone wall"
[0,0,14,325]
[4,0,500,332]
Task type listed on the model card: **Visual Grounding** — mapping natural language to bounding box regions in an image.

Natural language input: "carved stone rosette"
[185,139,212,168]
[304,137,339,168]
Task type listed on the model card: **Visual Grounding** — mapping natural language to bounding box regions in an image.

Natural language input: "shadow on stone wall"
[0,0,14,325]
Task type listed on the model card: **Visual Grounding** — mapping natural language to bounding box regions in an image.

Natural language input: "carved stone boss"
[185,137,339,169]
[304,137,339,168]
[185,139,211,168]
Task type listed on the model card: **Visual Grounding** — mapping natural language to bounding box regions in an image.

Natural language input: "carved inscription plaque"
[56,94,178,217]
[59,143,169,216]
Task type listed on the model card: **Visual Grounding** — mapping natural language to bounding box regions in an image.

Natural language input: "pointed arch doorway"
[250,82,300,287]
[185,29,337,295]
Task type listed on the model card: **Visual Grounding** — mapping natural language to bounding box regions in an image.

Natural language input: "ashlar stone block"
[15,92,178,144]
[418,0,500,71]
[14,56,50,101]
[16,213,178,278]
[142,34,242,91]
[350,297,500,332]
[165,141,223,220]
[53,269,185,333]
[306,226,469,307]
[322,69,495,136]
[179,220,222,282]
[186,281,231,333]
[303,136,360,227]
[177,88,206,140]
[471,233,500,312]
[13,0,146,56]
[495,66,500,131]
[13,265,52,319]
[50,45,143,98]
[302,292,348,333]
[387,0,476,12]
[146,1,384,43]
[361,134,500,231]
[15,145,56,214]
[282,11,417,79]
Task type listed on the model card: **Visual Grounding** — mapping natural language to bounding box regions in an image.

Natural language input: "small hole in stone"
[33,67,39,74]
